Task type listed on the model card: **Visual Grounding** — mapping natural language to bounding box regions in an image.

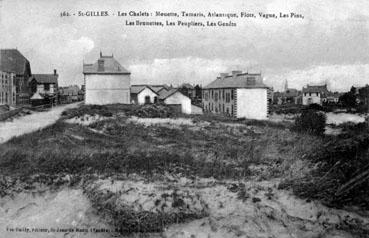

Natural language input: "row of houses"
[274,80,342,106]
[83,53,194,113]
[82,53,274,119]
[82,52,369,119]
[0,48,86,107]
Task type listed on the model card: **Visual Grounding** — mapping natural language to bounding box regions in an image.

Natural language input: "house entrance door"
[144,96,151,104]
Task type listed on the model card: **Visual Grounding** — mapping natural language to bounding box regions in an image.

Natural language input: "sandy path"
[0,103,80,144]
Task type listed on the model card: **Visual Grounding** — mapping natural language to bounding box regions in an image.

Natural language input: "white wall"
[302,93,321,105]
[85,74,130,104]
[86,89,130,105]
[137,88,158,104]
[164,91,191,114]
[236,88,268,120]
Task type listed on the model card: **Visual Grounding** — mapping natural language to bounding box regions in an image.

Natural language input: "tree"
[339,86,357,109]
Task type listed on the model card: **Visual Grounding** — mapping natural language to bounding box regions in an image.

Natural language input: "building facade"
[130,85,159,104]
[28,70,59,105]
[59,85,81,103]
[159,89,192,114]
[0,71,16,105]
[83,52,131,105]
[0,49,32,105]
[202,71,269,120]
[302,84,329,105]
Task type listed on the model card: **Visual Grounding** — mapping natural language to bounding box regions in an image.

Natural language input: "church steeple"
[284,79,288,92]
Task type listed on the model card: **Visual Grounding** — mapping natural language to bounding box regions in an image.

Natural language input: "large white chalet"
[83,52,131,105]
[202,71,269,120]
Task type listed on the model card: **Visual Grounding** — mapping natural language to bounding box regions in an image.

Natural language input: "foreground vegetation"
[0,104,319,181]
[1,103,369,235]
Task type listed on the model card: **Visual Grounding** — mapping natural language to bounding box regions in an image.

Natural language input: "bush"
[293,110,326,136]
[281,123,369,209]
[126,104,177,118]
[306,103,324,111]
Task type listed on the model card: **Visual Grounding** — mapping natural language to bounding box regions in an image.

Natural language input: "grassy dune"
[0,104,321,181]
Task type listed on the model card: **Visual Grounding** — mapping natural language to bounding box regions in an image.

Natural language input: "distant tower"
[284,79,288,92]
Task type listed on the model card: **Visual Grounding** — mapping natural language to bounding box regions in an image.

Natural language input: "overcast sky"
[1,0,368,91]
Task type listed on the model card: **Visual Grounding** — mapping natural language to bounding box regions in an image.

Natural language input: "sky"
[0,0,368,91]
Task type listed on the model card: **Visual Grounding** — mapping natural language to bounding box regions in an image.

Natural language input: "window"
[231,90,234,100]
[309,93,311,96]
[222,104,225,112]
[231,105,234,116]
[226,108,229,115]
[45,84,50,91]
[214,92,218,102]
[226,93,230,103]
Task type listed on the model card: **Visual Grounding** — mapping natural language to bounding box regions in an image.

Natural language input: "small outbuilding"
[159,89,191,114]
[130,85,159,104]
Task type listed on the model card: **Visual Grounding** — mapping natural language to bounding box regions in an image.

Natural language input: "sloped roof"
[83,55,130,75]
[0,49,31,75]
[158,88,185,100]
[30,74,58,84]
[302,85,329,93]
[150,86,165,93]
[204,73,269,89]
[130,85,158,95]
[133,84,170,93]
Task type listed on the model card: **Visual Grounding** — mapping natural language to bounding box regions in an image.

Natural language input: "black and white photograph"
[0,0,369,237]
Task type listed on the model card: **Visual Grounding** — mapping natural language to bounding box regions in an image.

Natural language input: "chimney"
[220,73,228,79]
[98,59,104,72]
[54,69,57,75]
[232,70,242,77]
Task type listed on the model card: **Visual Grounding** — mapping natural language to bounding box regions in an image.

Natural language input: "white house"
[83,52,131,105]
[130,85,159,104]
[159,89,192,114]
[302,84,329,105]
[202,71,269,120]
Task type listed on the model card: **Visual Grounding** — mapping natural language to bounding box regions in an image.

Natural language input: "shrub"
[293,110,326,136]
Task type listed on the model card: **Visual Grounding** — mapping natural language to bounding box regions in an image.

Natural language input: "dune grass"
[0,104,321,181]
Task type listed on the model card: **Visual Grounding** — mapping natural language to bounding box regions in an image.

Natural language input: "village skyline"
[1,0,369,92]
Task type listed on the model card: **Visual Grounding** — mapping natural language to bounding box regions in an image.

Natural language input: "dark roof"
[30,74,58,84]
[133,84,171,93]
[130,85,158,95]
[83,54,130,75]
[204,72,269,89]
[302,85,329,93]
[159,88,181,100]
[0,49,31,75]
